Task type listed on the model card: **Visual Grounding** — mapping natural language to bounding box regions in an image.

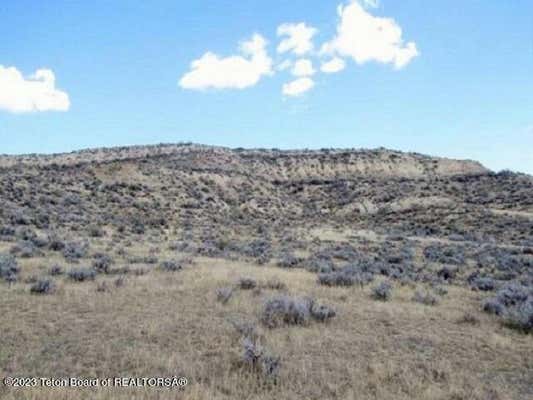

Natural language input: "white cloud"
[321,1,419,69]
[320,57,346,73]
[179,34,273,90]
[0,65,70,113]
[282,77,315,97]
[277,23,318,56]
[291,59,315,77]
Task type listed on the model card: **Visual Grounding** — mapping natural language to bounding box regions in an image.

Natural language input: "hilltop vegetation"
[0,144,532,399]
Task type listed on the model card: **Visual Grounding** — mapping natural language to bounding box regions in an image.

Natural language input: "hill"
[0,144,532,400]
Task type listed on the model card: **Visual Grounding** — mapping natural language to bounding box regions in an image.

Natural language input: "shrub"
[238,277,257,290]
[87,225,105,237]
[48,265,64,276]
[114,276,126,288]
[483,298,504,315]
[372,281,393,301]
[96,282,109,292]
[261,295,335,328]
[318,268,374,287]
[305,257,334,273]
[243,239,271,259]
[92,253,113,273]
[264,277,287,291]
[10,209,30,225]
[159,260,182,272]
[229,318,258,340]
[276,253,302,269]
[433,285,448,296]
[10,241,42,258]
[412,290,439,306]
[318,270,355,287]
[216,287,234,304]
[47,234,65,251]
[261,295,311,328]
[0,225,16,237]
[0,253,19,281]
[482,283,532,333]
[424,244,465,265]
[63,241,89,261]
[457,312,480,325]
[30,278,56,295]
[437,266,457,281]
[310,303,336,322]
[241,337,280,378]
[68,267,97,282]
[471,277,496,291]
[503,298,533,333]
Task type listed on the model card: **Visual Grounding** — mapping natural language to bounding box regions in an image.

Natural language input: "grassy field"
[1,257,531,400]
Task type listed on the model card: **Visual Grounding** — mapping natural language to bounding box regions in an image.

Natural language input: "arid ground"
[0,144,532,399]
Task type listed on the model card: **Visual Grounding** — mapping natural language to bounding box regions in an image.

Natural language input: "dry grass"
[1,258,531,400]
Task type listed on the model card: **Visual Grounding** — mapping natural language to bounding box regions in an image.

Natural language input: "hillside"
[0,144,532,400]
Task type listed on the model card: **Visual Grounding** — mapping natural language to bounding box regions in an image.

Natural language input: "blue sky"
[0,0,532,173]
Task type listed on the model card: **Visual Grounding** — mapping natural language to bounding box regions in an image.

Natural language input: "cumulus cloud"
[321,1,419,69]
[291,59,315,77]
[320,57,346,73]
[277,23,318,56]
[282,77,315,97]
[0,65,70,113]
[179,34,273,90]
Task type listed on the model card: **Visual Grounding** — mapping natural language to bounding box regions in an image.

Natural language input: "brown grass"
[1,257,532,400]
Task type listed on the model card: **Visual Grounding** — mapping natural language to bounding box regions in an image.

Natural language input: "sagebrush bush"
[437,266,457,281]
[68,267,97,282]
[47,233,65,251]
[502,298,533,333]
[432,285,448,296]
[305,257,334,273]
[471,277,496,291]
[261,295,335,328]
[372,281,393,301]
[92,253,113,273]
[63,241,89,261]
[0,253,19,281]
[87,225,105,237]
[412,290,439,306]
[483,282,532,333]
[10,241,42,258]
[310,303,336,322]
[114,276,126,287]
[241,337,280,378]
[318,268,374,287]
[276,253,302,269]
[30,278,56,295]
[229,318,258,340]
[159,260,182,272]
[48,265,64,276]
[238,277,257,290]
[216,287,234,304]
[261,295,311,328]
